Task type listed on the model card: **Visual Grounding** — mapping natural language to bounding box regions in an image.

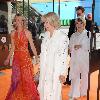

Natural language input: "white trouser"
[70,73,88,98]
[81,73,88,96]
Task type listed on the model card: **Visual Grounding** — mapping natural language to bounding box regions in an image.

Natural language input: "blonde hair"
[42,12,61,29]
[13,14,27,30]
[75,17,86,26]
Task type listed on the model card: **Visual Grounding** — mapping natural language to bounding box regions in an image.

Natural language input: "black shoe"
[63,80,71,85]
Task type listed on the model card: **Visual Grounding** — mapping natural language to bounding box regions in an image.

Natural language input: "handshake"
[33,55,40,64]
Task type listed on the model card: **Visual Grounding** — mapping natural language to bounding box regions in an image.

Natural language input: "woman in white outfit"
[69,17,90,100]
[38,12,68,100]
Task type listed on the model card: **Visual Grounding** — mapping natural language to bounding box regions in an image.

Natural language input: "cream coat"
[38,29,68,100]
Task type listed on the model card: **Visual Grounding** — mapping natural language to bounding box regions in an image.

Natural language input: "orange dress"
[5,31,40,100]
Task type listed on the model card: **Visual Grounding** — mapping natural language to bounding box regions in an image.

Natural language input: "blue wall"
[94,0,100,26]
[32,0,100,26]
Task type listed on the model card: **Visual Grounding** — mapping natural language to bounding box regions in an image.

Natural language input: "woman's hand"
[35,56,39,64]
[4,59,9,65]
[59,75,66,83]
[33,56,40,65]
[74,45,82,50]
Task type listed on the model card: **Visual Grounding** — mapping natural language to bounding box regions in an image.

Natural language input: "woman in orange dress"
[4,14,40,100]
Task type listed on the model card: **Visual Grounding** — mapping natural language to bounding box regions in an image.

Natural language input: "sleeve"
[56,35,68,77]
[82,34,90,52]
[69,34,74,52]
[68,19,75,39]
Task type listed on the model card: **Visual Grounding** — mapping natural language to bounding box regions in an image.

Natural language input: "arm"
[69,34,74,52]
[56,35,68,83]
[82,35,90,52]
[25,30,38,62]
[4,31,15,65]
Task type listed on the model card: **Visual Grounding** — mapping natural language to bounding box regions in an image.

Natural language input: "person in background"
[87,13,92,21]
[0,15,8,34]
[4,14,40,100]
[38,12,68,100]
[87,13,99,33]
[68,6,92,39]
[28,16,37,39]
[69,17,90,100]
[64,6,92,86]
[87,13,100,50]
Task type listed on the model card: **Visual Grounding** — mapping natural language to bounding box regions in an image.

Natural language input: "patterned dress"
[5,31,40,100]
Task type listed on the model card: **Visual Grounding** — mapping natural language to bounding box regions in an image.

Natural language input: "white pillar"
[7,2,13,66]
[7,2,12,34]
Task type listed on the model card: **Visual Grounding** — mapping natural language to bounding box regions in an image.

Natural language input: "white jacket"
[38,29,68,100]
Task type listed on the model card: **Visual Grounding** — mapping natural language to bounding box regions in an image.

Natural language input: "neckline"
[16,29,24,39]
[76,29,85,36]
[48,29,57,39]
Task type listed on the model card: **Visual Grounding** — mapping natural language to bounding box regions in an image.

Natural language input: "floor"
[0,66,99,100]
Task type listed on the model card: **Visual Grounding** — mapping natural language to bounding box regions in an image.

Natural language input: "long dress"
[69,29,90,97]
[69,29,90,80]
[38,29,68,100]
[5,31,40,100]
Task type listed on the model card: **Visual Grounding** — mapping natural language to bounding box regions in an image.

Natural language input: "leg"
[81,73,88,96]
[69,76,80,98]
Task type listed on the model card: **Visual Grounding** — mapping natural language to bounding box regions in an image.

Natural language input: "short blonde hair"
[42,12,61,29]
[75,17,86,26]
